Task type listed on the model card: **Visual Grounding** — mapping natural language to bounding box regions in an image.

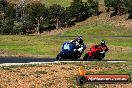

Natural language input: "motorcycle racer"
[56,36,86,60]
[70,36,86,53]
[98,40,109,52]
[88,40,108,58]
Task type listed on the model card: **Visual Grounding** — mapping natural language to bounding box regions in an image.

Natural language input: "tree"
[26,2,48,34]
[48,4,66,29]
[126,0,132,19]
[104,0,128,17]
[0,2,16,34]
[0,18,14,34]
[87,0,99,16]
[13,15,34,35]
[0,0,7,11]
[65,7,75,27]
[4,3,16,19]
[69,0,99,21]
[70,0,85,21]
[15,0,31,21]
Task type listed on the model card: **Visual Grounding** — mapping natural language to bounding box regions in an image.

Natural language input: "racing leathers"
[98,44,109,52]
[69,40,86,57]
[89,44,108,58]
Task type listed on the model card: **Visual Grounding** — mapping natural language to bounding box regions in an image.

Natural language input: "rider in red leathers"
[88,40,108,59]
[98,40,109,52]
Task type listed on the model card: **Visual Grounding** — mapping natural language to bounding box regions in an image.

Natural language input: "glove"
[74,49,78,52]
[78,47,84,52]
[100,50,105,54]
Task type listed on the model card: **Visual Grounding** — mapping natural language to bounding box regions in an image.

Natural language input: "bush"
[104,0,129,16]
[0,18,14,34]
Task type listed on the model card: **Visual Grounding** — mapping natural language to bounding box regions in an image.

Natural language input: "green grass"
[0,35,74,58]
[85,62,132,74]
[0,23,131,60]
[41,0,72,7]
[62,23,132,47]
[8,0,104,7]
[7,0,71,7]
[40,0,104,7]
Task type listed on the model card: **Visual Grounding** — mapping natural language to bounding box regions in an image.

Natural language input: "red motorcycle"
[83,45,107,60]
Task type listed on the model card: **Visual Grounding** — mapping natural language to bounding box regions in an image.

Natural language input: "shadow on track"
[0,57,129,64]
[0,57,55,64]
[60,59,129,61]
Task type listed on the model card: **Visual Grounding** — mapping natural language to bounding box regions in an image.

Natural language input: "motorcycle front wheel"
[56,52,62,60]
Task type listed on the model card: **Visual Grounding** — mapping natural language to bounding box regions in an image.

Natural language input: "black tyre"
[97,52,105,60]
[97,58,103,60]
[56,53,62,60]
[72,51,79,61]
[72,56,77,61]
[83,53,89,61]
[76,76,86,86]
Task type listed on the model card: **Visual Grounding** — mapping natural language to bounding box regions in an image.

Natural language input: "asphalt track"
[0,57,129,66]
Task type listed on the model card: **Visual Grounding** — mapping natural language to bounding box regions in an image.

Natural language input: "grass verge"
[0,23,131,60]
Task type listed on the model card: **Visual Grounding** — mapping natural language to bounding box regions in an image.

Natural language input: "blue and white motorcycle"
[56,42,86,60]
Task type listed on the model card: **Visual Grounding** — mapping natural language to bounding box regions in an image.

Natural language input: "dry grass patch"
[0,62,132,88]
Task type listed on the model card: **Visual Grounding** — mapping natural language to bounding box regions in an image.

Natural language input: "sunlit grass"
[41,0,72,7]
[0,23,131,60]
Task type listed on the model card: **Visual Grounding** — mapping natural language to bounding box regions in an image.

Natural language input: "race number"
[64,43,70,50]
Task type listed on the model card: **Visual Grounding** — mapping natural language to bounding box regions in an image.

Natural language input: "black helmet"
[76,36,82,40]
[77,38,83,44]
[101,40,105,45]
[74,36,82,41]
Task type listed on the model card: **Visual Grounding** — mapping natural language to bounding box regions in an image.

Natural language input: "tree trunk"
[36,20,40,35]
[56,18,59,29]
[65,22,68,28]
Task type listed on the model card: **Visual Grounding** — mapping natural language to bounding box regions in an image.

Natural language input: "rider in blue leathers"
[69,36,86,58]
[56,36,86,60]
